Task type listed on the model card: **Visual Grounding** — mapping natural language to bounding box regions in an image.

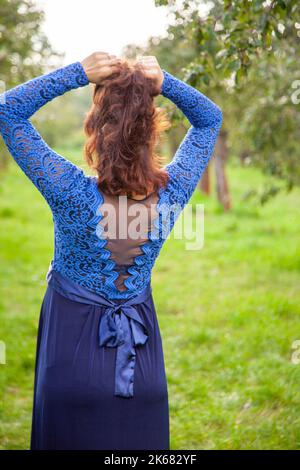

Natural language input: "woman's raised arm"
[160,69,223,207]
[0,61,90,210]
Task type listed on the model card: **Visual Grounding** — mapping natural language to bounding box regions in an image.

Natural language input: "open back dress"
[0,61,222,450]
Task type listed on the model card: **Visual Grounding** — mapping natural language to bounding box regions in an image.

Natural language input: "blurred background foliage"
[152,0,300,206]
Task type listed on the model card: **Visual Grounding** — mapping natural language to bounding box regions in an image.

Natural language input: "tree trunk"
[199,165,210,195]
[214,129,231,210]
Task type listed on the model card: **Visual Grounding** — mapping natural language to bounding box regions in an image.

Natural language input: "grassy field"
[1,148,300,450]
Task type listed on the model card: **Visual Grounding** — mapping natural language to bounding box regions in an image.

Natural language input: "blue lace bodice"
[0,61,222,299]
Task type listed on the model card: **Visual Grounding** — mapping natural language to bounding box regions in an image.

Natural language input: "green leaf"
[229,59,242,72]
[235,66,247,85]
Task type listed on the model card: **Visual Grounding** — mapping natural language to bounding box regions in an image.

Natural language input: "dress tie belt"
[46,264,151,398]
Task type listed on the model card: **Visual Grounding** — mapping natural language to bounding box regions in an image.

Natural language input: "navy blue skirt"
[30,269,170,450]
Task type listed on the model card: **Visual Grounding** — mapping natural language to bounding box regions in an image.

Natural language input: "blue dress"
[0,61,222,450]
[30,267,169,450]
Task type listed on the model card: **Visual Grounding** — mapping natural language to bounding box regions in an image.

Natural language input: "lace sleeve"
[160,69,223,207]
[0,61,89,209]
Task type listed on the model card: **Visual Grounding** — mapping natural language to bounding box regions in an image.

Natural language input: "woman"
[0,52,222,450]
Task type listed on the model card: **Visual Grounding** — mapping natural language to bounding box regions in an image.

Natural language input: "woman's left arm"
[0,61,89,209]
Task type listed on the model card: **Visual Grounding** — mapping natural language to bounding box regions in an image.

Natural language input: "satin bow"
[99,304,149,398]
[46,264,151,399]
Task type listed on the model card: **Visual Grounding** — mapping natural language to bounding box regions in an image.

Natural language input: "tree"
[153,0,300,202]
[0,0,61,167]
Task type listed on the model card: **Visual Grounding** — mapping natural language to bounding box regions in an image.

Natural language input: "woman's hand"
[136,55,164,93]
[81,51,121,84]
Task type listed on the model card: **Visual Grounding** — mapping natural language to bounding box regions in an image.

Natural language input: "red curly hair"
[83,58,171,198]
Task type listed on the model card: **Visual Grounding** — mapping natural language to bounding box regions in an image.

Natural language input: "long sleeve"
[160,69,223,207]
[0,61,89,210]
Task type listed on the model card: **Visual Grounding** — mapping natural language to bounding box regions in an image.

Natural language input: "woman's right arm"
[160,69,223,207]
[0,53,120,211]
[0,62,89,210]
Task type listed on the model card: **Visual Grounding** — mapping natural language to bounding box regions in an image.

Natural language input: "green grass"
[1,150,300,449]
